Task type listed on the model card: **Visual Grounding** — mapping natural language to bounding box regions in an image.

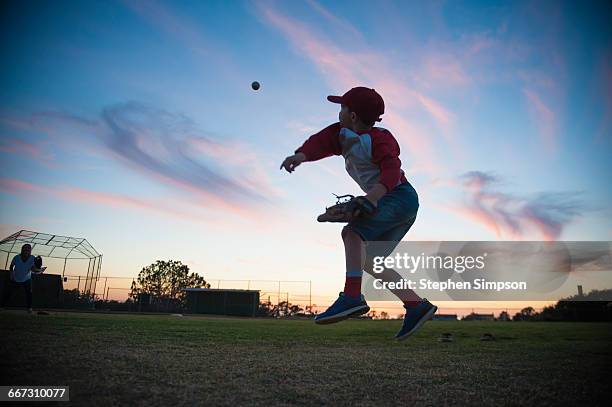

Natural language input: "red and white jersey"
[295,122,407,193]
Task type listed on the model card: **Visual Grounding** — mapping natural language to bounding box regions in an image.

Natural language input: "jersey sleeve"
[295,122,342,161]
[371,129,403,192]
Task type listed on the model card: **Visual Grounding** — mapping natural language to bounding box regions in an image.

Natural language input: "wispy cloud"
[0,177,212,223]
[100,102,275,207]
[523,87,557,152]
[304,0,363,41]
[1,102,278,213]
[254,1,455,173]
[414,92,454,128]
[416,52,472,89]
[0,137,57,167]
[520,192,584,240]
[0,178,46,195]
[454,171,583,240]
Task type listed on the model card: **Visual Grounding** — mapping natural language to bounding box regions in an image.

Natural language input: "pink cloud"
[1,103,279,217]
[0,177,212,223]
[419,54,471,88]
[0,137,57,167]
[257,5,356,89]
[451,204,504,238]
[255,2,454,174]
[0,178,46,194]
[185,137,282,198]
[409,31,528,91]
[381,111,439,174]
[1,174,301,234]
[414,92,454,127]
[523,88,556,152]
[468,35,497,55]
[521,211,560,242]
[305,0,363,41]
[0,109,108,162]
[450,171,583,240]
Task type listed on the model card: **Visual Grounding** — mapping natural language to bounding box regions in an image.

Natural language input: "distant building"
[462,312,495,321]
[432,314,458,321]
[183,288,260,317]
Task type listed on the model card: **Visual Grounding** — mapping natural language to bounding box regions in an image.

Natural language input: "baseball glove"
[317,194,377,223]
[34,255,43,269]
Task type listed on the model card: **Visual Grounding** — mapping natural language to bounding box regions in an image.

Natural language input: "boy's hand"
[280,153,306,173]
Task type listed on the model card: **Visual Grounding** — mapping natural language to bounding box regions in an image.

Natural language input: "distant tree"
[288,304,304,315]
[380,311,389,320]
[257,299,275,316]
[62,288,89,307]
[561,288,612,302]
[504,289,612,322]
[497,311,510,321]
[513,306,539,321]
[257,300,307,317]
[129,260,209,303]
[538,289,612,322]
[304,304,315,315]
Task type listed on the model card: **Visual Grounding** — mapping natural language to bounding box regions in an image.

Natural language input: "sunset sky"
[1,0,610,313]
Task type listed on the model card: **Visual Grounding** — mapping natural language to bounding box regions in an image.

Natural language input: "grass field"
[1,311,611,406]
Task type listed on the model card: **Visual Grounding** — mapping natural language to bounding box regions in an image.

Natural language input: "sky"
[0,0,611,314]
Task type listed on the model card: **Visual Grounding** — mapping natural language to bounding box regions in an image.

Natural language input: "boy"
[280,87,437,339]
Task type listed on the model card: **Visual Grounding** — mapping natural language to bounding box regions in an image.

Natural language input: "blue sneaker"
[315,292,370,324]
[396,299,437,340]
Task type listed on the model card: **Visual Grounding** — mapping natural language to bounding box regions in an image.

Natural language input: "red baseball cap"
[327,87,385,123]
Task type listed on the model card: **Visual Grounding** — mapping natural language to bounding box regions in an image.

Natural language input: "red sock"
[344,272,362,298]
[402,300,420,309]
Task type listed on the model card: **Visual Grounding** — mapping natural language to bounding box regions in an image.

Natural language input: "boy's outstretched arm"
[280,123,342,173]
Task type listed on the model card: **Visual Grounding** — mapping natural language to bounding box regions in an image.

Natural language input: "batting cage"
[0,230,102,303]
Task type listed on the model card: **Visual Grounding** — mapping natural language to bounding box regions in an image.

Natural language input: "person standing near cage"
[1,243,44,313]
